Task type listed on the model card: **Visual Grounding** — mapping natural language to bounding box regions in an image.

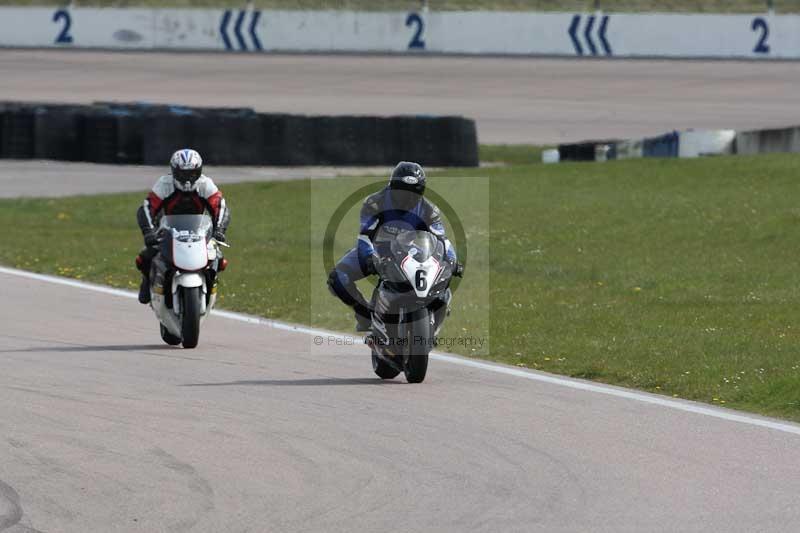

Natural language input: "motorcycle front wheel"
[181,286,202,349]
[403,310,432,384]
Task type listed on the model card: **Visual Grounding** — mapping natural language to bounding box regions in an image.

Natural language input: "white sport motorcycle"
[148,213,227,349]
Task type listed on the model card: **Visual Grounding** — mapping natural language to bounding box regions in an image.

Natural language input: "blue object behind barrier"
[643,131,679,158]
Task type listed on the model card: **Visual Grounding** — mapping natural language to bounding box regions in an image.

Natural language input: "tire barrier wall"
[0,102,479,167]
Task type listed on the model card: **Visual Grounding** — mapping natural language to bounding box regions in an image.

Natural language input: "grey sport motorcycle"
[367,227,460,383]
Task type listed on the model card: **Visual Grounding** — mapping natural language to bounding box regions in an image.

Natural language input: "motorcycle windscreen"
[374,227,438,262]
[160,214,213,235]
[162,214,212,272]
[393,230,437,262]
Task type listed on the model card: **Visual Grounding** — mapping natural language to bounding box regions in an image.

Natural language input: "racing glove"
[143,230,160,247]
[213,229,227,243]
[364,254,378,276]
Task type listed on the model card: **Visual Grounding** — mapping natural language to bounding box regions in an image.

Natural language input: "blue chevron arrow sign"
[568,14,612,56]
[220,10,263,52]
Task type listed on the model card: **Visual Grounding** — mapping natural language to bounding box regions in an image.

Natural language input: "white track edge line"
[3,265,800,437]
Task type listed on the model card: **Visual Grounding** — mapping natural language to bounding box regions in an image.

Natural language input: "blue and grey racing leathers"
[327,187,457,319]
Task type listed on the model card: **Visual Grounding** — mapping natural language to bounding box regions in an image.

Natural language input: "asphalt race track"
[0,161,384,199]
[2,269,800,532]
[3,50,800,144]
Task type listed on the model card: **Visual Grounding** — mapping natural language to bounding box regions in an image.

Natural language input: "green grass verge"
[3,151,800,421]
[1,0,789,13]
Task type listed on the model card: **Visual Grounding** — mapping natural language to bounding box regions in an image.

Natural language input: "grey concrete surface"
[2,272,800,532]
[2,50,800,144]
[0,160,386,198]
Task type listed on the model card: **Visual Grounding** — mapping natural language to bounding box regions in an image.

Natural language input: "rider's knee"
[327,268,345,295]
[328,268,359,306]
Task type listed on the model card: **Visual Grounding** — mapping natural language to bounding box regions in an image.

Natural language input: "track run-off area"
[3,50,800,144]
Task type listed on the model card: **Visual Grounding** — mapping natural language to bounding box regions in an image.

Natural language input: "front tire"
[403,310,432,384]
[160,324,181,346]
[181,286,202,349]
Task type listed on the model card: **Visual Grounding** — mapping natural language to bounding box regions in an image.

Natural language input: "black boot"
[354,303,372,332]
[138,275,151,304]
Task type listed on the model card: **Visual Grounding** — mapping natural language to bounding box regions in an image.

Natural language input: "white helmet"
[170,148,203,191]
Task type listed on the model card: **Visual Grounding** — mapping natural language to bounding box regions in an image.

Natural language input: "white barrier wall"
[2,7,799,59]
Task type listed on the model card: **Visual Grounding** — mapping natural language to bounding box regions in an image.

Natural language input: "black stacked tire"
[312,115,399,166]
[369,117,395,165]
[115,110,145,165]
[94,103,171,165]
[142,108,198,166]
[83,109,119,163]
[34,105,85,161]
[0,99,478,167]
[397,116,449,167]
[1,104,36,159]
[339,116,393,166]
[260,113,315,166]
[194,109,264,166]
[312,115,361,166]
[440,116,479,167]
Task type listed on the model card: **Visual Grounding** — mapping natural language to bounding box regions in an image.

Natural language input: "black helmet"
[388,162,426,211]
[389,161,426,195]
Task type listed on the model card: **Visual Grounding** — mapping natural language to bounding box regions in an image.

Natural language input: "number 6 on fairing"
[415,269,427,291]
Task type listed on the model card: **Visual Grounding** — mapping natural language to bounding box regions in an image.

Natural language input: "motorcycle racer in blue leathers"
[327,161,460,331]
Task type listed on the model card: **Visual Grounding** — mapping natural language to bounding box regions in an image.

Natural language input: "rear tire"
[403,311,431,384]
[160,324,181,346]
[181,287,202,349]
[372,349,400,380]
